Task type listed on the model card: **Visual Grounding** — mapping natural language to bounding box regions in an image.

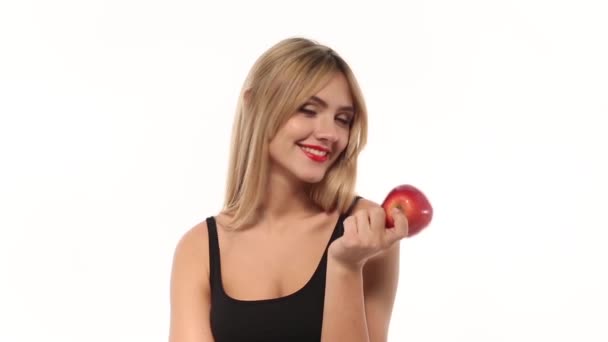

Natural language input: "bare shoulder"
[169,219,215,341]
[172,219,210,280]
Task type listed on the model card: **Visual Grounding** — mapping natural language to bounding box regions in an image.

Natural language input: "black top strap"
[205,217,221,291]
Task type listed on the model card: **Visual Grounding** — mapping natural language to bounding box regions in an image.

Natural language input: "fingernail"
[392,208,401,215]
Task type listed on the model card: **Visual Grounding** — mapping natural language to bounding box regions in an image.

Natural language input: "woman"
[169,37,409,342]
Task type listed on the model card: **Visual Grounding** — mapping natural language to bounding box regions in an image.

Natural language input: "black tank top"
[206,196,361,342]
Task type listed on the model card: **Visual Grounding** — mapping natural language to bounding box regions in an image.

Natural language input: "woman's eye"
[336,116,352,126]
[299,107,316,115]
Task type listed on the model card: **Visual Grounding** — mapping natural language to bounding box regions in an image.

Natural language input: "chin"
[297,171,326,184]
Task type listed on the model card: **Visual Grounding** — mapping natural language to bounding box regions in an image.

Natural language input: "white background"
[1,0,607,341]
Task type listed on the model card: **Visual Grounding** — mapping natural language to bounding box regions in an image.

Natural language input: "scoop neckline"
[208,214,344,305]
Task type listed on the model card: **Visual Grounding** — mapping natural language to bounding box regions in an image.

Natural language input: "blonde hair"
[222,37,368,229]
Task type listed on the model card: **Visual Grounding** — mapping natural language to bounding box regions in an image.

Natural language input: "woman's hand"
[328,206,409,271]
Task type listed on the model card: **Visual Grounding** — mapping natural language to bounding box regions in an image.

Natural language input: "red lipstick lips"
[298,144,330,163]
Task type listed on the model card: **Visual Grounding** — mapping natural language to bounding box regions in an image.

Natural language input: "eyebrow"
[308,96,355,114]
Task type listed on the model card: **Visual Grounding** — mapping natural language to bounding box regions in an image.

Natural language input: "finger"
[354,210,369,230]
[369,207,386,233]
[341,216,359,246]
[354,210,371,232]
[354,210,376,245]
[343,215,358,236]
[393,207,409,237]
[368,206,387,247]
[385,208,409,244]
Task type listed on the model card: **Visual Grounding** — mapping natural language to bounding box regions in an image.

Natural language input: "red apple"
[381,184,433,237]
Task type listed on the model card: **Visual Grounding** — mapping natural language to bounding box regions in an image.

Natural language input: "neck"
[257,166,320,225]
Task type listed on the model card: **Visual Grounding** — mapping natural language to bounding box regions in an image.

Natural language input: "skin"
[168,72,409,342]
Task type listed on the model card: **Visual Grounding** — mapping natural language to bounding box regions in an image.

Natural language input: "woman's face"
[268,72,354,184]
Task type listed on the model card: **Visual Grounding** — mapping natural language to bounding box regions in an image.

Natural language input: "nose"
[314,116,339,143]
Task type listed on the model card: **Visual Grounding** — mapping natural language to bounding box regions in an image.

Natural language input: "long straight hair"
[222,37,368,229]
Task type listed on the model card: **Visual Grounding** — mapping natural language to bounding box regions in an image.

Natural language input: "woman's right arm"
[169,221,215,342]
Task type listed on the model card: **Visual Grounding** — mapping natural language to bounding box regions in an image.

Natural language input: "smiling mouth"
[298,144,330,162]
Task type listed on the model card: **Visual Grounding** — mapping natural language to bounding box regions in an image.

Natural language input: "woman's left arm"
[322,244,400,342]
[362,243,401,342]
[321,199,405,342]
